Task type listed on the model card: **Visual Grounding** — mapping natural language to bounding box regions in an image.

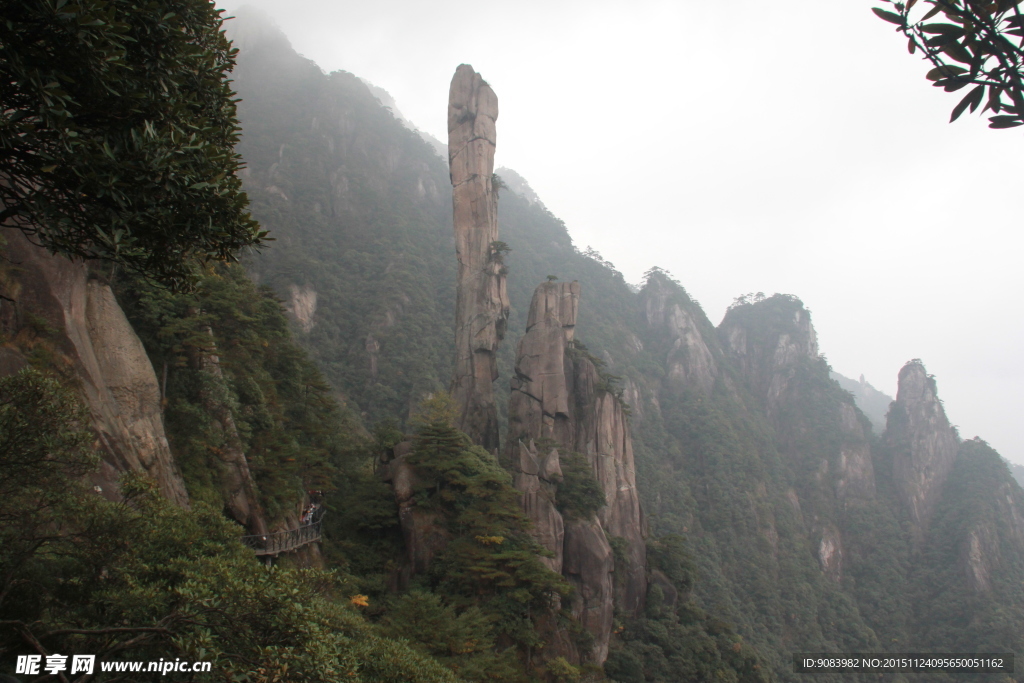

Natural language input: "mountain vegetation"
[0,0,264,288]
[222,16,1024,681]
[2,6,1023,683]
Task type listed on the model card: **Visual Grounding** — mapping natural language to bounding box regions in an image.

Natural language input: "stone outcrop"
[886,360,959,532]
[506,280,646,663]
[563,518,615,662]
[835,402,876,501]
[818,525,843,582]
[285,283,317,333]
[640,274,717,394]
[571,355,648,617]
[719,295,818,417]
[0,231,188,506]
[448,64,508,451]
[508,280,579,448]
[511,439,564,572]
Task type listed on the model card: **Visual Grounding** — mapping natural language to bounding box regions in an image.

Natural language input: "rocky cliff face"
[719,295,818,417]
[508,280,579,449]
[886,360,959,532]
[448,64,508,451]
[569,352,648,619]
[639,273,718,395]
[0,232,188,506]
[506,280,646,663]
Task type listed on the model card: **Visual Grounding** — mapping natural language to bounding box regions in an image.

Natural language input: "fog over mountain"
[217,1,1024,466]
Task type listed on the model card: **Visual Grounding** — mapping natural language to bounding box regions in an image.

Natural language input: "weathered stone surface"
[448,64,508,451]
[836,402,876,501]
[886,360,959,532]
[720,299,818,417]
[285,283,317,333]
[571,356,647,616]
[506,280,647,664]
[0,231,188,507]
[818,525,843,582]
[511,439,564,572]
[508,281,579,448]
[640,275,717,394]
[563,518,615,662]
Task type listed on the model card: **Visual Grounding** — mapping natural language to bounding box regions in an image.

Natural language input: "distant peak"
[896,359,937,404]
[222,6,293,53]
[495,167,544,208]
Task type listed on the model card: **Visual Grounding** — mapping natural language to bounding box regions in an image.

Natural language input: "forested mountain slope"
[226,12,1024,682]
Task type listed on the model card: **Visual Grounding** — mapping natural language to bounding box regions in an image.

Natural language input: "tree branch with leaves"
[874,0,1024,127]
[0,0,267,288]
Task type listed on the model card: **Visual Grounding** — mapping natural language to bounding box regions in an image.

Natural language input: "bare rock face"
[511,439,564,572]
[285,283,317,333]
[506,280,646,663]
[563,518,615,663]
[571,356,648,617]
[508,281,579,448]
[836,402,876,501]
[719,296,818,417]
[818,525,843,582]
[886,360,959,532]
[640,274,717,394]
[0,232,188,506]
[448,64,508,451]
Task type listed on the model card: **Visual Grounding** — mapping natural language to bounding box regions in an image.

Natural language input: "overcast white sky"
[217,0,1023,465]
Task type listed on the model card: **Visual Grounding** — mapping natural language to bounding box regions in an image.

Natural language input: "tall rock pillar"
[448,64,508,451]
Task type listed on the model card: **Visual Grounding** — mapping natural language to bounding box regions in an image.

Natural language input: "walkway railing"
[241,509,325,557]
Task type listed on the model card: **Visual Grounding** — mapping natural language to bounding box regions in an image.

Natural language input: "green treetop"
[0,0,265,288]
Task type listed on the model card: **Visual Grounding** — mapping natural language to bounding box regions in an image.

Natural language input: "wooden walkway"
[241,510,324,557]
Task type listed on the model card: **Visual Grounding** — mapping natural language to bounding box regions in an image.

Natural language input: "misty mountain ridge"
[4,7,1023,683]
[216,8,1024,680]
[830,370,893,433]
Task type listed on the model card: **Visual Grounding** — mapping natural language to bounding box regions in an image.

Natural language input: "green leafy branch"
[873,0,1024,127]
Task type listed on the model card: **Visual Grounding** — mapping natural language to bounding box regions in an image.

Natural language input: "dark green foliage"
[645,535,695,596]
[0,372,457,683]
[0,369,98,609]
[408,411,570,650]
[873,0,1024,129]
[232,30,457,425]
[323,466,405,595]
[218,17,1024,680]
[380,591,523,682]
[605,537,770,683]
[0,0,263,288]
[556,450,606,520]
[909,439,1024,667]
[116,263,357,521]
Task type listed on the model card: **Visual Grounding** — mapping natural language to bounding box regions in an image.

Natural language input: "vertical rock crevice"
[448,64,508,452]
